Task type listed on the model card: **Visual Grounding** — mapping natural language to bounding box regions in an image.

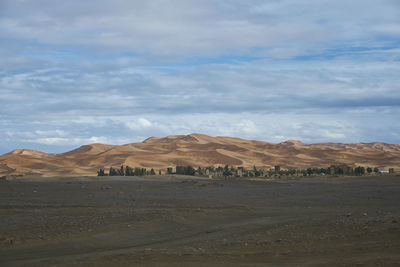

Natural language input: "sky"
[1,0,400,154]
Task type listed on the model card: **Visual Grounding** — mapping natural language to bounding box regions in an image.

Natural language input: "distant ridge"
[1,133,399,177]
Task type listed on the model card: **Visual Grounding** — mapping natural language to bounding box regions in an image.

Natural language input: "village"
[98,164,396,178]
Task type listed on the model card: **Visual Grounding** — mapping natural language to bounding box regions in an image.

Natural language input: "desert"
[1,134,400,266]
[1,175,400,266]
[1,134,399,178]
[2,1,400,266]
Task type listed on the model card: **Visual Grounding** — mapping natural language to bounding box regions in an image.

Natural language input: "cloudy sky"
[1,0,400,154]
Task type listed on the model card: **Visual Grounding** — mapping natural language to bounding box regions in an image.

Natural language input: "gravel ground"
[1,175,400,266]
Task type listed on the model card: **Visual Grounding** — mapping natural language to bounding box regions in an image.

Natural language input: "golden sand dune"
[0,133,399,177]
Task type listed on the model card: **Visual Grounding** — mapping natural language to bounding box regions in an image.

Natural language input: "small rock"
[346,213,352,217]
[363,213,367,216]
[4,236,15,245]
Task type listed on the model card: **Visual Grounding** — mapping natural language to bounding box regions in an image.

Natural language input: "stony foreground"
[1,175,400,266]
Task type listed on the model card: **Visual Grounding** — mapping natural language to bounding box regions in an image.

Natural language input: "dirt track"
[1,175,400,266]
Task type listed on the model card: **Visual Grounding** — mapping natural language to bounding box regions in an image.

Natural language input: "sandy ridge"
[0,133,399,177]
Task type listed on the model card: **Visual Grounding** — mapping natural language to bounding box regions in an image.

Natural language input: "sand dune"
[1,133,399,177]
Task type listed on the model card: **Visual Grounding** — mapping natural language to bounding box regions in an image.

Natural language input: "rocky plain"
[1,174,400,266]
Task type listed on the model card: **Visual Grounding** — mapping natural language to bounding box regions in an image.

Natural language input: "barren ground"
[1,175,400,266]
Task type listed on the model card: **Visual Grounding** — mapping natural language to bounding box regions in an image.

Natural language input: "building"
[339,165,353,175]
[176,166,186,175]
[328,165,336,175]
[328,165,353,175]
[274,165,280,173]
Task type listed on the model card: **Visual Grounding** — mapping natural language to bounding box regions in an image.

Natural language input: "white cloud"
[138,118,152,127]
[125,118,154,131]
[1,0,398,58]
[1,0,400,154]
[35,129,68,137]
[24,135,132,146]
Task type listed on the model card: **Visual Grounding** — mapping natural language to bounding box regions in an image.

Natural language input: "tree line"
[98,164,386,177]
[97,165,157,176]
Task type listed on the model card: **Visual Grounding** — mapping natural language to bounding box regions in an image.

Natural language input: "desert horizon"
[1,133,399,178]
[6,132,400,155]
[2,1,400,266]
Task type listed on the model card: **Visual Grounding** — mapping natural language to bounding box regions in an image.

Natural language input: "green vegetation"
[98,164,388,178]
[176,165,196,175]
[97,169,106,176]
[354,166,365,176]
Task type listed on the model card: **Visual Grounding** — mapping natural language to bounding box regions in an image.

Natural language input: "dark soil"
[1,175,400,266]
